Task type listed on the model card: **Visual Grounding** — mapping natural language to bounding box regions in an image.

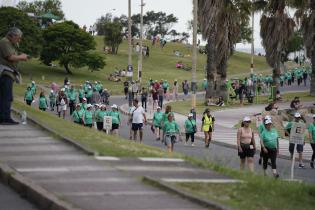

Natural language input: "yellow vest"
[203,114,213,131]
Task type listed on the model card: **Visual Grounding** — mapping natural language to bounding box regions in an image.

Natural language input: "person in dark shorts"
[130,99,147,142]
[237,116,256,172]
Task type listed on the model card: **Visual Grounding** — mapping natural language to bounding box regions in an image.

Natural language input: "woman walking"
[163,114,180,153]
[82,104,93,128]
[96,104,108,131]
[237,116,256,172]
[153,106,163,140]
[109,104,121,135]
[38,91,48,111]
[24,86,34,106]
[201,109,215,148]
[185,113,196,146]
[72,104,84,124]
[260,119,280,178]
[56,88,68,119]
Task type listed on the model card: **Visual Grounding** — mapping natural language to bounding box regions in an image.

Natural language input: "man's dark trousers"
[0,75,13,122]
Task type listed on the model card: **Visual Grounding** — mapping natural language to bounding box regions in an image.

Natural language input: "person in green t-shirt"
[30,81,37,95]
[86,86,93,104]
[184,113,196,146]
[163,114,180,153]
[72,104,84,124]
[153,106,163,140]
[109,104,120,135]
[260,119,279,178]
[82,104,93,128]
[38,91,48,111]
[80,98,88,111]
[24,86,34,106]
[258,115,271,165]
[308,115,315,168]
[96,105,108,131]
[68,85,77,115]
[78,85,85,103]
[49,90,56,111]
[202,78,208,92]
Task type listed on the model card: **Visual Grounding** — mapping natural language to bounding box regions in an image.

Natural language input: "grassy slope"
[19,36,270,95]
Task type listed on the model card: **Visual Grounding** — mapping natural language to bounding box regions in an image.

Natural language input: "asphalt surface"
[0,182,40,210]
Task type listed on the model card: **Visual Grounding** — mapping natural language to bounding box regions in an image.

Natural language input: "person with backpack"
[185,113,197,146]
[201,108,215,148]
[38,91,48,111]
[237,116,256,172]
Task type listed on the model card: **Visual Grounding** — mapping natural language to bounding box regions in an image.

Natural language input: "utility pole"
[127,0,133,106]
[191,0,198,111]
[138,0,145,84]
[250,1,255,74]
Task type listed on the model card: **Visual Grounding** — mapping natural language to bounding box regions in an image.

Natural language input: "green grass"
[18,36,271,95]
[169,91,315,115]
[12,100,177,158]
[175,181,315,210]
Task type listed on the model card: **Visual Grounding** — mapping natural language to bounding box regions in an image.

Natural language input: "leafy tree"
[284,31,304,60]
[95,13,112,35]
[168,29,179,41]
[17,0,64,19]
[40,21,105,74]
[103,22,123,54]
[144,11,178,37]
[0,7,42,57]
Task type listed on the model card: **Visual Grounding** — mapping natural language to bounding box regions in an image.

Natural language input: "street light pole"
[250,1,254,74]
[138,0,144,84]
[191,0,198,110]
[127,0,133,106]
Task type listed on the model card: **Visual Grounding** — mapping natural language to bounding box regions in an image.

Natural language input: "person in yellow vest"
[201,108,215,148]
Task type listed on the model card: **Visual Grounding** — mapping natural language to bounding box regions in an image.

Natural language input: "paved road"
[0,182,41,210]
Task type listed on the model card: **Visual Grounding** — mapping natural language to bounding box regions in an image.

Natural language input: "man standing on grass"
[0,27,28,125]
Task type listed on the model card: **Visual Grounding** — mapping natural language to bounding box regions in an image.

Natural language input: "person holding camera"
[0,27,28,125]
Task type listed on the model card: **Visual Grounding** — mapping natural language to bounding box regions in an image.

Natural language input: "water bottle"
[21,110,27,125]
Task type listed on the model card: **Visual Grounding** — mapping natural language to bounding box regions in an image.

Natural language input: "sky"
[9,0,263,50]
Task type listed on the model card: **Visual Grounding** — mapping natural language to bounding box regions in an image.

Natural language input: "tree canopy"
[0,7,42,57]
[17,0,64,19]
[40,21,105,74]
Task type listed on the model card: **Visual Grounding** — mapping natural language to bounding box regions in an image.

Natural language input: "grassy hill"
[19,36,271,94]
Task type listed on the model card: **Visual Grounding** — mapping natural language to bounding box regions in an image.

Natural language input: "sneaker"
[191,143,195,147]
[205,143,210,148]
[298,164,305,169]
[310,162,314,169]
[258,158,262,165]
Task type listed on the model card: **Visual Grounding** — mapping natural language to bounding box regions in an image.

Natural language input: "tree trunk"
[205,30,217,100]
[272,62,281,100]
[310,52,315,96]
[216,60,228,100]
[64,64,73,74]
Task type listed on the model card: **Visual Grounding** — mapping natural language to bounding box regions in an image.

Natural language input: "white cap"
[64,85,68,89]
[313,114,315,118]
[67,82,70,85]
[243,116,251,122]
[101,104,106,108]
[61,88,65,92]
[264,115,272,120]
[50,90,53,93]
[82,97,87,101]
[204,78,207,80]
[94,104,99,107]
[188,113,193,117]
[265,119,272,124]
[157,106,161,109]
[88,86,92,89]
[32,81,35,84]
[87,104,92,108]
[294,112,301,118]
[111,104,118,109]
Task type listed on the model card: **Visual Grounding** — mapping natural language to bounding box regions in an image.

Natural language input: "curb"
[12,108,95,156]
[0,163,82,210]
[142,176,234,210]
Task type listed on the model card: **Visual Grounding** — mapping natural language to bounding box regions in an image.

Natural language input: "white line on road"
[94,156,120,161]
[116,166,198,172]
[139,157,185,162]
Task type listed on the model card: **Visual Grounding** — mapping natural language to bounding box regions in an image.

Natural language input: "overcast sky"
[9,0,263,49]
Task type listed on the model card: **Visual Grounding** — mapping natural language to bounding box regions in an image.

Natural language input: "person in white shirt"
[130,99,147,143]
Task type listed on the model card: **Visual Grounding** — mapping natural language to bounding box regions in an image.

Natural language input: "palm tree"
[289,0,315,96]
[258,0,295,99]
[198,0,252,100]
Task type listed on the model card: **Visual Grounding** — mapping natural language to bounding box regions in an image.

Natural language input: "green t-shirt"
[78,89,85,99]
[261,128,278,149]
[80,103,87,111]
[163,120,180,133]
[163,112,174,122]
[97,110,108,122]
[86,90,93,98]
[258,123,266,135]
[24,90,33,101]
[94,109,100,122]
[84,110,93,125]
[31,84,37,94]
[49,92,56,101]
[0,37,18,70]
[39,96,48,109]
[184,119,196,133]
[109,111,120,124]
[68,90,77,101]
[308,123,315,143]
[72,109,84,123]
[153,112,163,127]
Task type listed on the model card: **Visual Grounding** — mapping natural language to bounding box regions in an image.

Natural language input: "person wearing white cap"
[260,119,279,178]
[96,105,108,131]
[257,115,272,165]
[152,106,163,140]
[82,104,93,128]
[86,85,93,104]
[184,113,197,146]
[285,112,306,168]
[308,114,315,168]
[109,104,120,135]
[130,99,147,142]
[78,85,85,103]
[56,88,68,119]
[48,89,56,111]
[31,81,37,95]
[237,116,256,172]
[80,98,87,111]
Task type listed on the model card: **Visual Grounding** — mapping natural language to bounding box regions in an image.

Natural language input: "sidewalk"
[0,121,238,210]
[120,101,315,162]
